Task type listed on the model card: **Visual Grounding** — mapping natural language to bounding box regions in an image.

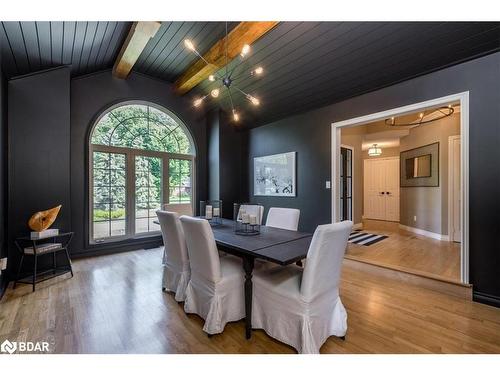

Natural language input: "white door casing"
[331,91,469,283]
[449,135,461,242]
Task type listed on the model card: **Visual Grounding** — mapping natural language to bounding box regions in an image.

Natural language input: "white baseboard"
[399,224,449,241]
[353,222,363,230]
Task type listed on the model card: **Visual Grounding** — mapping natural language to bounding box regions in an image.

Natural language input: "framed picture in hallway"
[254,152,296,197]
[400,142,439,187]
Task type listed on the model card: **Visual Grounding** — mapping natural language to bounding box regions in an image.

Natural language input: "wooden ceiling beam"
[174,21,279,95]
[113,21,161,79]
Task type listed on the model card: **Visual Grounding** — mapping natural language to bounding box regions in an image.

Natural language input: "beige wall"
[399,113,460,234]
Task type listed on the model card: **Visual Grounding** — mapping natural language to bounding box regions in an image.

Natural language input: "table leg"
[243,256,255,339]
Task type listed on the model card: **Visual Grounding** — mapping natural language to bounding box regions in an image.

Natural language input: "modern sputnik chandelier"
[184,22,263,122]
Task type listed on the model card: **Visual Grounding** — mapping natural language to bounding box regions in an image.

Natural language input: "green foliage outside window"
[91,104,191,154]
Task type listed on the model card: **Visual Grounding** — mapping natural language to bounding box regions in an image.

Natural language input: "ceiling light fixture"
[184,22,264,121]
[253,66,264,75]
[211,88,220,98]
[385,106,454,127]
[368,144,382,157]
[184,39,195,51]
[193,96,207,107]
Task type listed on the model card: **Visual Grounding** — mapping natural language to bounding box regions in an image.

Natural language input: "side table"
[13,232,74,292]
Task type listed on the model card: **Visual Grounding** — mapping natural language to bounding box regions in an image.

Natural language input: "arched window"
[89,102,195,242]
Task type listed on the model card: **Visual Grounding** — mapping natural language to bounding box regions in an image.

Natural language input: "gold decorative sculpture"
[28,205,62,232]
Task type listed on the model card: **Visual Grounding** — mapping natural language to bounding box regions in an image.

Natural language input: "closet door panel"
[364,159,386,220]
[384,157,400,222]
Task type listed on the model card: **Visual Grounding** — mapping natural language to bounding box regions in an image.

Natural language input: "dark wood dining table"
[154,217,313,339]
[210,218,312,339]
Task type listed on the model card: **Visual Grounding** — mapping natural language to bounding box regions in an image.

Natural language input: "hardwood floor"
[346,219,461,282]
[1,247,499,354]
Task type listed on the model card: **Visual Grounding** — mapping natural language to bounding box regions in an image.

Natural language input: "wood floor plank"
[0,247,499,354]
[346,219,461,281]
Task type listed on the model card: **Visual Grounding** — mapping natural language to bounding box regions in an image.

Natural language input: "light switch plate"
[326,181,331,189]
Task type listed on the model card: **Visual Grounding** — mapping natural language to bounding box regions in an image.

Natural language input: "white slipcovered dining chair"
[251,220,353,354]
[266,207,301,231]
[163,203,193,216]
[156,210,190,302]
[238,204,264,225]
[179,216,245,335]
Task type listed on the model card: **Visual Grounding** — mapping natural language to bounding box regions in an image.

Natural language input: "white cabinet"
[363,157,400,222]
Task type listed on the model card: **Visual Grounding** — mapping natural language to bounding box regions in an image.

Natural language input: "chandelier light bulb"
[254,66,263,75]
[247,95,260,106]
[184,39,195,51]
[193,97,204,107]
[211,89,220,98]
[233,110,239,122]
[208,75,215,82]
[240,44,250,57]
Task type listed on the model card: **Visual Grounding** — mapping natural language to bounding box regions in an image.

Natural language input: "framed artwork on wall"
[400,142,439,187]
[254,152,296,197]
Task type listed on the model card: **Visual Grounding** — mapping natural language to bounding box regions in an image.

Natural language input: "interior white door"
[385,158,400,221]
[364,157,400,222]
[364,159,387,220]
[450,137,461,242]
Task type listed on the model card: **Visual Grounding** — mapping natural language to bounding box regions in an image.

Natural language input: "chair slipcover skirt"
[162,248,190,302]
[184,255,245,334]
[252,265,347,354]
[157,210,191,302]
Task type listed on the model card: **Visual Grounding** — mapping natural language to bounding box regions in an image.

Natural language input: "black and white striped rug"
[348,230,388,246]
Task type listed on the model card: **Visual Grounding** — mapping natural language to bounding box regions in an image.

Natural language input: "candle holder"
[200,200,222,226]
[233,203,260,236]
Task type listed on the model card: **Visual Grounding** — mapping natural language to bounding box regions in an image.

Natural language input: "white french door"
[90,144,194,242]
[363,157,400,222]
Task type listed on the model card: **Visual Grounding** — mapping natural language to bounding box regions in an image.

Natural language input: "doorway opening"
[331,92,469,284]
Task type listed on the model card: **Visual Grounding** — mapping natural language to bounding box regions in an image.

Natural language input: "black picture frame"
[400,142,439,187]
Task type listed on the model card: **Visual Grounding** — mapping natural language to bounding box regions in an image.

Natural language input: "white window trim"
[88,101,196,245]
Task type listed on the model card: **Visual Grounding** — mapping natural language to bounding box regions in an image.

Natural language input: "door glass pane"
[346,149,352,176]
[169,159,192,205]
[340,152,344,176]
[135,155,162,234]
[92,152,126,240]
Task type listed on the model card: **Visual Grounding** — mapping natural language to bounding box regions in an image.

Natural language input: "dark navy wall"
[70,70,208,256]
[246,52,500,307]
[0,59,7,295]
[207,109,220,201]
[206,109,246,219]
[0,60,6,260]
[7,67,72,274]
